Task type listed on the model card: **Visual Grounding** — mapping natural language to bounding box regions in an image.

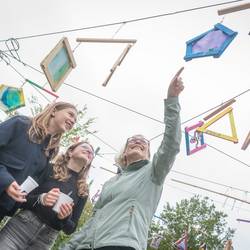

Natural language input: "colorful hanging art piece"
[26,79,59,98]
[184,23,238,61]
[196,106,238,143]
[40,37,76,92]
[174,232,188,250]
[150,234,163,249]
[199,242,207,250]
[0,84,25,112]
[76,37,137,86]
[185,121,206,156]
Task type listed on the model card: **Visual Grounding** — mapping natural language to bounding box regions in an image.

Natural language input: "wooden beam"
[218,2,250,15]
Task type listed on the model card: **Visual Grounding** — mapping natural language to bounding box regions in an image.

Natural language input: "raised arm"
[151,67,184,185]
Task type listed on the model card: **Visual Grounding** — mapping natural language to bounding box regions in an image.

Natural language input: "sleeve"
[21,168,52,209]
[21,187,42,209]
[61,196,88,235]
[151,97,182,185]
[0,116,23,193]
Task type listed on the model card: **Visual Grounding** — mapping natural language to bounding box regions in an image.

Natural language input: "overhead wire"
[0,0,245,42]
[0,0,249,215]
[171,169,250,193]
[1,51,249,169]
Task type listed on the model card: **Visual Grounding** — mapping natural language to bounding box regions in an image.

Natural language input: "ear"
[68,150,73,158]
[51,108,57,117]
[123,154,127,166]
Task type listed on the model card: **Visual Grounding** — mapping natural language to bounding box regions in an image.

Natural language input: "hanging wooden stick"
[218,3,250,15]
[26,79,59,98]
[103,44,133,86]
[76,38,137,87]
[203,99,235,121]
[236,218,250,223]
[241,130,250,150]
[76,38,136,43]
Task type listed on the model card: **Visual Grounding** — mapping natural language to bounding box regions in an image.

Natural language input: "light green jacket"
[62,97,181,250]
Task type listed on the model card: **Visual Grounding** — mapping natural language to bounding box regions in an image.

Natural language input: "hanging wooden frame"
[76,38,137,86]
[184,23,237,61]
[0,84,25,112]
[40,37,76,92]
[185,121,206,155]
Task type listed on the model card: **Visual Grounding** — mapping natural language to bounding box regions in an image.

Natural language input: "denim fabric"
[0,210,58,250]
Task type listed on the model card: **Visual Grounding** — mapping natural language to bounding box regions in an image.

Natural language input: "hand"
[43,188,60,206]
[167,67,184,97]
[57,203,73,220]
[5,181,27,202]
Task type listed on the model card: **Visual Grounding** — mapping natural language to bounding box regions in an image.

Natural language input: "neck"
[67,158,85,173]
[126,155,144,166]
[47,123,58,135]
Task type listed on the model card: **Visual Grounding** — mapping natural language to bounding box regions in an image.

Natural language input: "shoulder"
[13,115,32,130]
[0,115,31,129]
[6,115,31,125]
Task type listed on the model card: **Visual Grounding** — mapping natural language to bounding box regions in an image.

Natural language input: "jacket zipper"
[128,205,135,231]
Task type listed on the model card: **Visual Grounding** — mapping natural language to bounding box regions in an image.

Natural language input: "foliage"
[52,199,93,250]
[148,195,235,250]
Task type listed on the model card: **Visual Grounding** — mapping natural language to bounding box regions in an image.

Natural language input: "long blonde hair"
[28,102,77,159]
[53,141,92,197]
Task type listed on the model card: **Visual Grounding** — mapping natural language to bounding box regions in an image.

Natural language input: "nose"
[70,117,76,126]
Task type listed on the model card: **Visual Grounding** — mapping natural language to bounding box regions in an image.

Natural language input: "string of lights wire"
[0,0,245,42]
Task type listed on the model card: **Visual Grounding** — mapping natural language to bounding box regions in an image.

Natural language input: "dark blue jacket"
[0,115,52,214]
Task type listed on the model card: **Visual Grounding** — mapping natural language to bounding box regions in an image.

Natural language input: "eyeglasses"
[126,136,150,146]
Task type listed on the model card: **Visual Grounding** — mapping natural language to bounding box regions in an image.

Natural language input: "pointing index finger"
[174,67,184,80]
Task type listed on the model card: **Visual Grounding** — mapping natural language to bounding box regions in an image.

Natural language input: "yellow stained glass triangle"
[197,106,238,143]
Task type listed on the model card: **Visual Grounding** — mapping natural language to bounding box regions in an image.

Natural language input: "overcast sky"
[1,0,250,248]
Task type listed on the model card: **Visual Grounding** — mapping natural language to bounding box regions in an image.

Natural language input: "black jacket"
[23,168,88,235]
[0,115,52,214]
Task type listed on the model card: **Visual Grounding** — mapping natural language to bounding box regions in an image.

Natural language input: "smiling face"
[49,107,77,134]
[70,142,94,169]
[124,134,150,166]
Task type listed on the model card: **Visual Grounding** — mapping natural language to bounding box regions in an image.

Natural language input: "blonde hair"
[53,141,92,197]
[114,134,151,168]
[28,101,77,159]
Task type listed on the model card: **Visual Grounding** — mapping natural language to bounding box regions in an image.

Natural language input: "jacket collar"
[124,159,149,172]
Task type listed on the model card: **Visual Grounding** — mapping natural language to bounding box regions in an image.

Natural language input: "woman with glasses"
[0,141,94,250]
[62,67,185,250]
